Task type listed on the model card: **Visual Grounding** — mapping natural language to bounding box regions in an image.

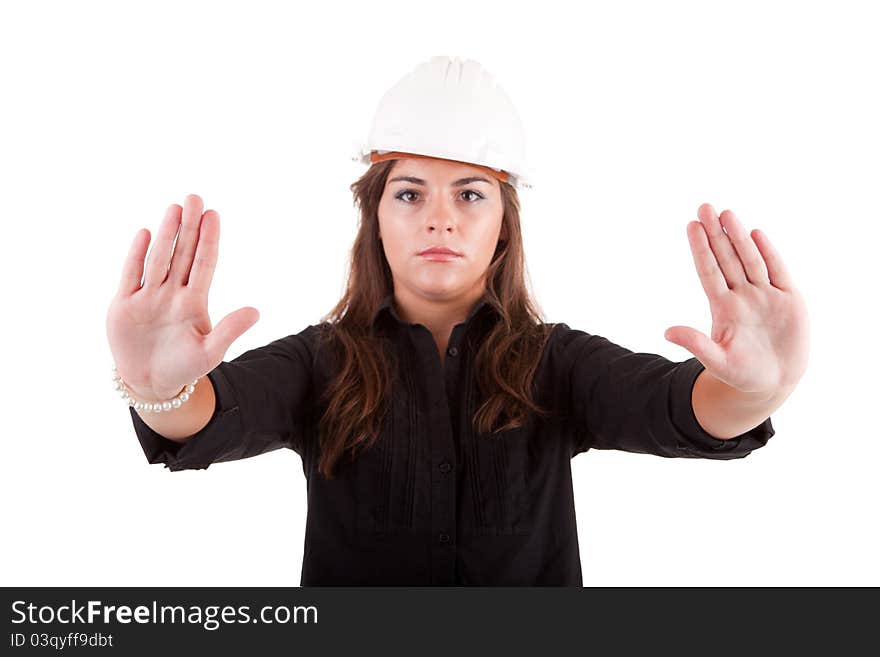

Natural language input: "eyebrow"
[388,175,493,187]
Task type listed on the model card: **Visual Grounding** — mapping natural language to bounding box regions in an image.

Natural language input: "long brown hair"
[313,159,557,480]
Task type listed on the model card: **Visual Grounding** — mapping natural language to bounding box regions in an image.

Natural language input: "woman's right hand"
[106,194,260,403]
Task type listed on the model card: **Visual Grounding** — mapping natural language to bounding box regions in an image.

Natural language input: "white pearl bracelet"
[112,366,200,413]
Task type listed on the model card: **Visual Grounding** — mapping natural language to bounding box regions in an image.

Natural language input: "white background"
[1,0,876,586]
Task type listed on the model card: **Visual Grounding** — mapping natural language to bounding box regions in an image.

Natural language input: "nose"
[425,194,458,233]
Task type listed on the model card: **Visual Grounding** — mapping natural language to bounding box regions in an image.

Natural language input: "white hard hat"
[352,55,534,190]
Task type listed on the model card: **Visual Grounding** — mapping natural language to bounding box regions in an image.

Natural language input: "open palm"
[106,194,259,402]
[664,203,810,398]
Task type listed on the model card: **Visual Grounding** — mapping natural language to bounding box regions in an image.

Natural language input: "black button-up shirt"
[128,293,775,586]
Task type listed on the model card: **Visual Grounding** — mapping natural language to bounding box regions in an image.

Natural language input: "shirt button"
[439,461,452,474]
[447,346,459,357]
[439,532,450,543]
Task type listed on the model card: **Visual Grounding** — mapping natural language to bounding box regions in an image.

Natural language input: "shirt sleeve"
[548,323,775,459]
[128,323,321,471]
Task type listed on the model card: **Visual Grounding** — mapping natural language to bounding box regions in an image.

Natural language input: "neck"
[392,284,485,360]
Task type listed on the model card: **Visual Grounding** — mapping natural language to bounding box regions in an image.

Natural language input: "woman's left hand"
[664,203,810,399]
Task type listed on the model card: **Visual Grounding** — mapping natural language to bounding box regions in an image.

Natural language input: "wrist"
[112,366,199,412]
[127,383,185,404]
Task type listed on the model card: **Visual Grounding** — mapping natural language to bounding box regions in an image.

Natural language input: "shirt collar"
[371,293,496,329]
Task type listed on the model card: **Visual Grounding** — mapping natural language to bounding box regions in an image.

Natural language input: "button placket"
[412,326,457,585]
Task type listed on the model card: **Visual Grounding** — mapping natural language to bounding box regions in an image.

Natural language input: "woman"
[106,56,808,585]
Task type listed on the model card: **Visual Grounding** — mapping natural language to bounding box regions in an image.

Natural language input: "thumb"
[205,306,260,363]
[664,325,724,371]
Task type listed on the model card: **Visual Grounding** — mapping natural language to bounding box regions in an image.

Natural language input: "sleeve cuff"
[128,367,243,471]
[669,358,776,459]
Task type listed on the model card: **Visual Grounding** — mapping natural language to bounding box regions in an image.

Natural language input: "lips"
[418,247,462,256]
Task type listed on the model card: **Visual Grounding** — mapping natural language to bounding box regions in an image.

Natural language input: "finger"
[168,195,208,286]
[664,325,726,373]
[719,209,769,286]
[187,208,220,297]
[142,203,184,287]
[697,203,747,289]
[204,307,260,364]
[752,228,794,291]
[686,220,729,301]
[117,228,150,296]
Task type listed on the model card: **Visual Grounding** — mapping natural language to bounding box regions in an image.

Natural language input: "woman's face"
[377,157,506,303]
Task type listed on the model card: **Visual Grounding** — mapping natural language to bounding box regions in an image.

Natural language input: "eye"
[395,189,420,203]
[394,189,485,203]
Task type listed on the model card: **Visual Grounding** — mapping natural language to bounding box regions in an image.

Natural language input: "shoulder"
[536,321,626,377]
[229,323,334,370]
[541,321,600,353]
[273,322,333,348]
